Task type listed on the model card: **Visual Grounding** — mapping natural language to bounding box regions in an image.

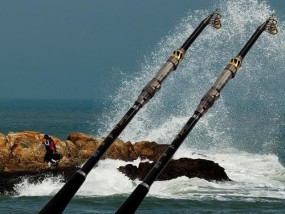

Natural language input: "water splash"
[14,151,285,200]
[10,0,285,206]
[95,0,285,157]
[14,176,65,196]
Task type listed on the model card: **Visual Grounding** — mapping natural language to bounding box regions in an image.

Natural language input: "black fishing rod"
[116,15,278,214]
[39,10,221,214]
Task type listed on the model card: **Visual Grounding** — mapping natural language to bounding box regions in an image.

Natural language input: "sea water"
[1,0,285,213]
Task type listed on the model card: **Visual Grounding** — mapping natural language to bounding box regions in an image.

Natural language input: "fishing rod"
[116,15,278,214]
[39,10,221,214]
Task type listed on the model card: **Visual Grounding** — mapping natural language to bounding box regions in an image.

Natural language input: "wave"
[14,0,285,200]
[15,149,285,200]
[94,0,285,159]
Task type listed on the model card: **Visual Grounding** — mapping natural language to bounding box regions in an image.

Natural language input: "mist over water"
[96,0,285,158]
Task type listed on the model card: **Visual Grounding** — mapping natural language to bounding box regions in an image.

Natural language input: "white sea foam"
[147,150,285,201]
[15,150,285,201]
[14,176,65,196]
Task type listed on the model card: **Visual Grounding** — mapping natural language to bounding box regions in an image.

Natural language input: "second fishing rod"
[116,15,278,214]
[39,10,221,214]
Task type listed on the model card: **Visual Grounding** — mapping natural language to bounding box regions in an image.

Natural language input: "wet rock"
[0,131,230,194]
[0,166,78,194]
[118,158,231,182]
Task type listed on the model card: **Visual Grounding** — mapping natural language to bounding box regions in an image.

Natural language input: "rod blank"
[116,15,278,214]
[39,10,221,214]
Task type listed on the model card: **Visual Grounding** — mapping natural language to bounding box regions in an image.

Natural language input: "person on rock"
[43,134,61,168]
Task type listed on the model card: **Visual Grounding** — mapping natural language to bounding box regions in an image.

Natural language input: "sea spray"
[96,0,285,158]
[14,0,285,204]
[15,150,285,201]
[15,177,65,197]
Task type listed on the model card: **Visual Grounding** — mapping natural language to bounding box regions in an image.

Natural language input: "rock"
[0,133,9,171]
[2,131,79,171]
[0,166,78,194]
[0,131,231,193]
[0,131,168,193]
[104,139,137,161]
[0,131,170,172]
[67,132,100,159]
[118,158,231,182]
[133,141,168,161]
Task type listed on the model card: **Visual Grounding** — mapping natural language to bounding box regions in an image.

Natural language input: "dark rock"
[0,166,78,194]
[118,157,231,182]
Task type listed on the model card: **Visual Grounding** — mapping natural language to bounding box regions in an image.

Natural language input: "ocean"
[1,0,285,213]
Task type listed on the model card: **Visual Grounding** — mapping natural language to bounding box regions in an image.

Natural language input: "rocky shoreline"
[0,131,230,194]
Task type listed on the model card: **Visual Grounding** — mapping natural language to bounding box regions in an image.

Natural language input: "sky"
[0,0,284,100]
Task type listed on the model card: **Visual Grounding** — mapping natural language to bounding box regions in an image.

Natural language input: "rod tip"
[266,14,278,35]
[210,9,222,29]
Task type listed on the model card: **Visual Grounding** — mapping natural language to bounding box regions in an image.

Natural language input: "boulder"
[133,141,168,161]
[0,131,171,172]
[0,131,231,194]
[2,131,79,171]
[0,133,9,170]
[118,157,230,181]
